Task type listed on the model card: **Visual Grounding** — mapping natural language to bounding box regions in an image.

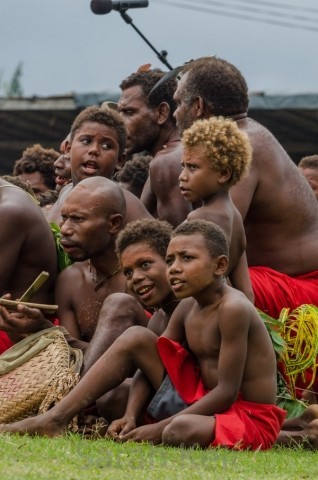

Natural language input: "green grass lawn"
[0,434,317,480]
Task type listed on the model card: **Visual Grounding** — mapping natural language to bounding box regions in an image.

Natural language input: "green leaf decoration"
[50,222,73,271]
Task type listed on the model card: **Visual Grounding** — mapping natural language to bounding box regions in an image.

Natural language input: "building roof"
[1,91,318,174]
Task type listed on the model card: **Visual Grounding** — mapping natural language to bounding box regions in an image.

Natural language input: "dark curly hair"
[171,219,229,258]
[181,56,248,117]
[116,218,173,260]
[70,106,127,157]
[13,144,59,190]
[120,68,177,118]
[116,154,151,198]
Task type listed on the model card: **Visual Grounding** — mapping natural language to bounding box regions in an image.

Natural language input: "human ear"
[194,96,205,119]
[64,138,72,156]
[108,213,125,234]
[218,166,232,184]
[157,102,170,125]
[214,255,229,276]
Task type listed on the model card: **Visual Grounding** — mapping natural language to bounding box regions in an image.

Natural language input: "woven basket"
[0,327,83,424]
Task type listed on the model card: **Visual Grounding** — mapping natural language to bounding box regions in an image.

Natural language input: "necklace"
[148,298,180,314]
[88,260,121,292]
[161,138,180,150]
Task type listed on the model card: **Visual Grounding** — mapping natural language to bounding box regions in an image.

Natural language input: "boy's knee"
[162,416,191,447]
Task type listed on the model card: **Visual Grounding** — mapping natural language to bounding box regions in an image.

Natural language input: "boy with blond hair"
[180,116,253,301]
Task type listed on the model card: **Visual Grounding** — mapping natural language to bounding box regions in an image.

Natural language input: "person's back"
[232,117,318,275]
[179,116,253,300]
[0,178,57,303]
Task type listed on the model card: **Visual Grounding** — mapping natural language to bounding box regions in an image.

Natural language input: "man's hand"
[0,299,53,335]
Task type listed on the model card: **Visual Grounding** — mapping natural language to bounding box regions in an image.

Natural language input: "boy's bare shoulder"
[218,286,258,325]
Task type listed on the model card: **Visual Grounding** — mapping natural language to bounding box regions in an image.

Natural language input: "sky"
[1,0,318,97]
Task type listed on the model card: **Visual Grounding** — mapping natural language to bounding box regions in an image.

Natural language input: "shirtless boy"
[85,218,179,420]
[0,220,285,450]
[46,106,151,225]
[180,116,253,301]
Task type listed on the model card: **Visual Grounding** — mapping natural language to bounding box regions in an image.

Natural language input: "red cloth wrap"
[0,331,13,355]
[250,267,318,396]
[157,336,209,404]
[211,399,286,450]
[157,336,286,450]
[249,266,318,320]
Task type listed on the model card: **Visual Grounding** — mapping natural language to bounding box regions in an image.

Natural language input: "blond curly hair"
[181,116,252,186]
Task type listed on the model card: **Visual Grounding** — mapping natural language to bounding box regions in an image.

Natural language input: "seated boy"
[180,116,254,302]
[0,220,285,450]
[81,218,180,421]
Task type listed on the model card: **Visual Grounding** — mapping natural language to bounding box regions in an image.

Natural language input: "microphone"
[90,0,149,14]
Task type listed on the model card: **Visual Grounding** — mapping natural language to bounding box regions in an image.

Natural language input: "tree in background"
[0,62,24,97]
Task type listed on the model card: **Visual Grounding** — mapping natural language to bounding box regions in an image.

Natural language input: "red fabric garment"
[157,337,286,450]
[249,266,318,320]
[211,399,286,450]
[157,336,208,404]
[0,331,13,354]
[249,267,318,397]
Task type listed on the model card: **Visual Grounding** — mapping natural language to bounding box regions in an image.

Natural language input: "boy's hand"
[107,415,136,440]
[119,422,164,445]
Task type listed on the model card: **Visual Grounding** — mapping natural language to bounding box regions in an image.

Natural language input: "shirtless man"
[54,176,130,343]
[0,220,285,450]
[117,68,191,227]
[171,56,318,319]
[0,177,127,346]
[46,106,151,225]
[0,177,58,351]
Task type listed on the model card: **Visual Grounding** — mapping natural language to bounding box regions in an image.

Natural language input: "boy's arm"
[159,298,193,341]
[140,176,157,218]
[229,252,255,303]
[55,268,82,339]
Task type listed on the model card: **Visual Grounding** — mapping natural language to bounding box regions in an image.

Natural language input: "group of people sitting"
[1,56,318,450]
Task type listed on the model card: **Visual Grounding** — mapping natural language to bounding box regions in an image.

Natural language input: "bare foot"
[0,411,67,437]
[302,390,318,405]
[282,405,318,431]
[304,419,318,449]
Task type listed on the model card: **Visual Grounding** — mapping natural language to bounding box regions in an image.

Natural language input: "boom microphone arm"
[90,0,174,71]
[119,9,173,70]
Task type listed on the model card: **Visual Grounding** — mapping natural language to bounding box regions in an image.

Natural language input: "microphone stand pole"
[119,9,174,71]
